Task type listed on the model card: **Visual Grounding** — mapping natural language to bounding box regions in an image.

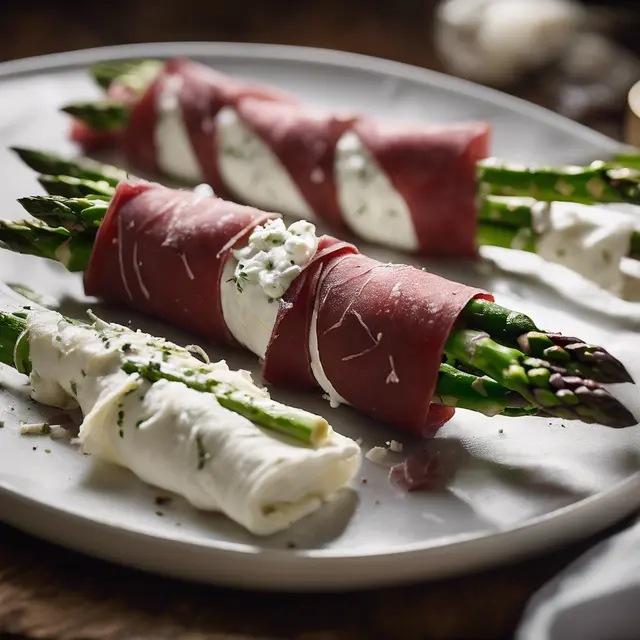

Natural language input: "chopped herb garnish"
[155,511,164,517]
[183,369,194,377]
[121,343,132,353]
[155,496,172,506]
[196,432,210,470]
[117,408,125,438]
[135,419,144,428]
[44,449,51,454]
[70,381,77,396]
[0,421,4,429]
[55,336,61,342]
[81,369,87,377]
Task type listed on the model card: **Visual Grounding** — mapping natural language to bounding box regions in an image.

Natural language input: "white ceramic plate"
[1,42,639,592]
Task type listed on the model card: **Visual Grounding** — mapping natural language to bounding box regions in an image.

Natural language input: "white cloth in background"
[516,515,640,640]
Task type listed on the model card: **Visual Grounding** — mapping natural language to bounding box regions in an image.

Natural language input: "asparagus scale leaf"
[444,328,636,428]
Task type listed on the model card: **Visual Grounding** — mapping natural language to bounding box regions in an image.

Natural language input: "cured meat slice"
[263,236,357,389]
[313,254,492,432]
[236,98,355,228]
[123,58,296,193]
[84,180,275,343]
[353,119,491,258]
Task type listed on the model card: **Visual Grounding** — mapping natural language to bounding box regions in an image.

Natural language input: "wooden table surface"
[1,2,639,638]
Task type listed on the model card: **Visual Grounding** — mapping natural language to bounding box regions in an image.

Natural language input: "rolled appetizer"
[0,302,361,535]
[61,59,640,265]
[12,147,640,299]
[1,177,636,431]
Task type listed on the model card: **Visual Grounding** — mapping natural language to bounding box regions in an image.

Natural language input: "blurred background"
[3,0,640,140]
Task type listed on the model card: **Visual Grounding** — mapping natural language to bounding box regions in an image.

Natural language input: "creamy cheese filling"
[216,106,315,219]
[335,131,419,252]
[532,201,635,294]
[26,310,360,536]
[154,74,205,183]
[220,218,319,359]
[308,258,351,409]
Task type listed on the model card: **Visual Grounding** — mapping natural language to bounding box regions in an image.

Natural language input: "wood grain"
[0,516,633,640]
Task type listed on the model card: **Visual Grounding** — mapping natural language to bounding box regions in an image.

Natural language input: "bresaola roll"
[84,180,490,434]
[71,58,491,257]
[84,181,276,343]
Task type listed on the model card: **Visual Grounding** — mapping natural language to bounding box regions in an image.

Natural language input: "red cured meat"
[236,99,355,228]
[354,118,491,258]
[123,58,296,193]
[70,120,121,151]
[263,236,357,389]
[84,180,276,343]
[313,253,492,432]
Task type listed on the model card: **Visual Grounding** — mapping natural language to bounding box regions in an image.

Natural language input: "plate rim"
[0,41,622,157]
[0,41,636,590]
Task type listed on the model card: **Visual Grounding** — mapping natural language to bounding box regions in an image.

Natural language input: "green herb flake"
[121,343,132,353]
[117,408,125,438]
[155,511,164,517]
[70,381,77,396]
[0,421,4,429]
[135,420,144,429]
[81,369,87,377]
[196,433,210,470]
[44,449,51,454]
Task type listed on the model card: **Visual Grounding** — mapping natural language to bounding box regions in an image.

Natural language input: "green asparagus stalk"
[5,194,635,386]
[478,195,640,261]
[89,59,162,94]
[56,100,640,207]
[59,59,640,211]
[18,195,110,231]
[62,100,130,131]
[478,159,640,205]
[38,175,117,199]
[0,307,334,445]
[0,303,541,429]
[0,220,634,424]
[11,147,128,185]
[0,218,93,272]
[6,153,636,425]
[444,328,636,427]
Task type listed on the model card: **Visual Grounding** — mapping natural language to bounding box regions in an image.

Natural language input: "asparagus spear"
[1,201,635,425]
[60,58,640,210]
[0,306,335,445]
[11,147,128,185]
[0,218,93,272]
[56,97,640,207]
[0,301,540,420]
[478,159,640,205]
[7,194,635,385]
[478,195,640,261]
[62,100,130,131]
[444,328,635,427]
[89,59,162,94]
